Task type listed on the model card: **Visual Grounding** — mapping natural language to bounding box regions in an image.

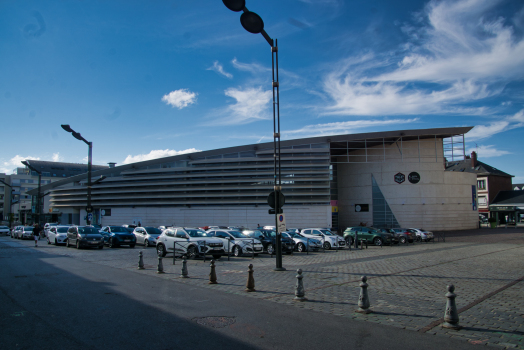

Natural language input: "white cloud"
[468,145,511,158]
[207,61,233,79]
[467,109,524,140]
[52,153,63,162]
[122,148,201,164]
[209,87,272,126]
[1,155,40,174]
[231,58,268,74]
[162,89,198,109]
[284,118,419,138]
[321,0,524,116]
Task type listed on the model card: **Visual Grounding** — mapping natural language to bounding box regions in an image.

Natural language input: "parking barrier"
[180,258,189,278]
[356,276,371,314]
[209,259,218,284]
[293,269,307,301]
[442,284,461,329]
[245,264,255,292]
[138,251,145,270]
[157,256,165,274]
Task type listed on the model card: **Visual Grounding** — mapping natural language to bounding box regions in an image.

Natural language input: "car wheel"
[47,237,51,245]
[143,239,149,247]
[109,238,116,248]
[212,254,222,259]
[297,243,306,252]
[187,245,198,259]
[267,244,274,255]
[98,245,104,249]
[66,239,70,247]
[416,236,421,242]
[157,244,166,257]
[399,236,407,244]
[76,240,81,249]
[55,238,58,245]
[233,245,242,257]
[373,237,383,246]
[323,241,331,250]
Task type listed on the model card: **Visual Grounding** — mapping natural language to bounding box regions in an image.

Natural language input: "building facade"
[28,127,479,231]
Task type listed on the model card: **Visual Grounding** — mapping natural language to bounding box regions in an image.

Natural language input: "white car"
[0,226,10,236]
[156,227,224,259]
[44,223,59,237]
[17,226,34,240]
[47,225,71,245]
[133,226,163,247]
[300,228,346,250]
[408,228,434,242]
[206,229,264,257]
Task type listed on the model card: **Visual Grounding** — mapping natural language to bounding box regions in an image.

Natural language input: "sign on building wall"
[394,173,405,184]
[472,185,477,211]
[408,172,420,184]
[355,204,369,212]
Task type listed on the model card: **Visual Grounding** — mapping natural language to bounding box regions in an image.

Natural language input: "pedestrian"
[33,223,42,247]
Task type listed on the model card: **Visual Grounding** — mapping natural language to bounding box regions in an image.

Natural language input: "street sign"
[267,191,285,209]
[87,213,93,222]
[86,206,93,213]
[277,213,286,233]
[268,208,283,214]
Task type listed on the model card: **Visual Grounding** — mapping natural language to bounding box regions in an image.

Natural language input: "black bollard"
[442,284,461,329]
[209,259,218,284]
[180,258,189,278]
[356,276,372,313]
[245,264,255,292]
[157,256,165,274]
[138,251,145,270]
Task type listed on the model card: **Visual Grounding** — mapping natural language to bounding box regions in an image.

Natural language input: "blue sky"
[1,0,523,182]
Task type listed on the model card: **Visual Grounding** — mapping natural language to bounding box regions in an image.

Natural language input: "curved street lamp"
[223,0,284,271]
[61,124,94,225]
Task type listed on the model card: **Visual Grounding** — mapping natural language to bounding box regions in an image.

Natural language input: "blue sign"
[472,185,477,211]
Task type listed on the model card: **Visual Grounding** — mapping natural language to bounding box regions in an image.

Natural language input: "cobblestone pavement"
[2,228,523,349]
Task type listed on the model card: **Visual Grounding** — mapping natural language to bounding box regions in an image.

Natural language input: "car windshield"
[263,231,277,238]
[0,226,8,229]
[24,227,34,231]
[319,230,333,235]
[57,227,69,233]
[110,227,128,232]
[78,227,99,235]
[186,229,208,237]
[282,233,292,239]
[145,227,162,235]
[228,231,245,238]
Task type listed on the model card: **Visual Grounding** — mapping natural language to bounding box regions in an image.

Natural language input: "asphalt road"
[0,243,481,350]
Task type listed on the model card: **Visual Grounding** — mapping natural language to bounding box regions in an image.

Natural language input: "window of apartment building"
[477,179,486,190]
[478,196,487,206]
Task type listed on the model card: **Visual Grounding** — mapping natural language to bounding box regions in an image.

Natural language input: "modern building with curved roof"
[27,126,478,231]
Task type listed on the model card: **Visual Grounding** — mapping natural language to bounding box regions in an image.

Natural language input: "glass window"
[477,180,486,190]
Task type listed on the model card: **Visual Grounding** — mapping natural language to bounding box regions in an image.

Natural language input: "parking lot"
[2,227,523,349]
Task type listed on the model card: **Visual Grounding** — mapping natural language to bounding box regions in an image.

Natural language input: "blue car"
[99,225,137,248]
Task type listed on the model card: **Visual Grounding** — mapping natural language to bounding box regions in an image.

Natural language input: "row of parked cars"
[6,223,433,259]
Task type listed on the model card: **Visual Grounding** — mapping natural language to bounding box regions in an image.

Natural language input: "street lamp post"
[61,124,93,225]
[223,0,285,271]
[21,161,42,225]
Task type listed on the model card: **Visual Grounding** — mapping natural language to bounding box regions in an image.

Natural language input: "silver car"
[133,227,163,247]
[0,226,10,236]
[18,226,34,240]
[283,231,322,252]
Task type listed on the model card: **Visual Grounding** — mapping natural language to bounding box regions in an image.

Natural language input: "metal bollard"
[180,258,189,278]
[356,276,372,313]
[157,256,165,274]
[293,269,307,301]
[209,259,218,284]
[442,284,461,329]
[138,251,145,270]
[245,264,255,292]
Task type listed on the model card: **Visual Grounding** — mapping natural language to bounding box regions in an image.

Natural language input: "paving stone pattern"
[2,229,523,349]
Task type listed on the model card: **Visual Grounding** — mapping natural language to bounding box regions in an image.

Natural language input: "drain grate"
[193,316,236,328]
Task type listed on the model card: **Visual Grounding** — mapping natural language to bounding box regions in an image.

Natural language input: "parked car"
[207,229,264,257]
[66,226,104,249]
[251,229,295,255]
[300,228,346,250]
[0,226,10,236]
[47,225,71,245]
[387,228,414,243]
[17,226,34,240]
[408,228,434,242]
[44,223,59,237]
[282,231,322,252]
[343,227,393,246]
[99,226,137,248]
[133,226,163,247]
[156,227,224,259]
